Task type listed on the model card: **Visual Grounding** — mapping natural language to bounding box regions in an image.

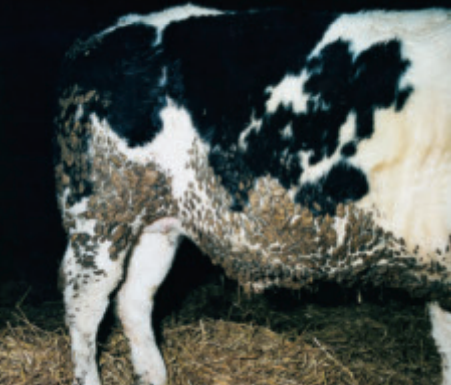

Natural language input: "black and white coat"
[55,5,451,385]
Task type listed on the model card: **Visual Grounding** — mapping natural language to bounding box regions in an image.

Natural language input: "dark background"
[0,0,450,303]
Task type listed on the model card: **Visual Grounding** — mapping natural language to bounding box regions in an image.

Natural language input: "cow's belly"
[172,135,451,296]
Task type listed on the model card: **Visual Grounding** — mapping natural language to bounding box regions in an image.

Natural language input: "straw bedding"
[0,278,441,385]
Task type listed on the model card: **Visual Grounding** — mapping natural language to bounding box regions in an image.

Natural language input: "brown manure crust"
[0,283,442,385]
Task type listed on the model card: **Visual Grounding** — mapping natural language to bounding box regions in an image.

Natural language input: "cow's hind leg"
[61,208,134,385]
[117,219,181,385]
[430,302,451,385]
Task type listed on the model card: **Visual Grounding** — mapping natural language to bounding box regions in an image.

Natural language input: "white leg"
[62,236,128,385]
[430,302,451,385]
[117,225,180,385]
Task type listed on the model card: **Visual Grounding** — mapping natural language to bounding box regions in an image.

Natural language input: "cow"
[54,4,451,385]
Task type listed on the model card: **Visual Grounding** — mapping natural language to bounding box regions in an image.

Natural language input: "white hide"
[101,4,224,45]
[117,223,181,385]
[430,303,451,385]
